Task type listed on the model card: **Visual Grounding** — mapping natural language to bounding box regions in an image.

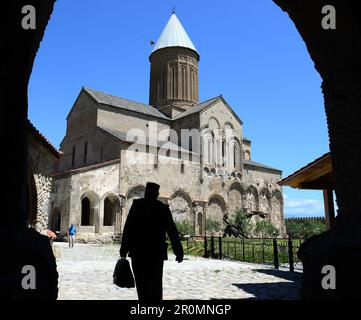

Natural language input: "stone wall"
[52,159,120,241]
[28,129,59,235]
[52,72,285,241]
[59,91,99,172]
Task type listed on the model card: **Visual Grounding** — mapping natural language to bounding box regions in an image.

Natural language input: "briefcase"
[113,259,135,288]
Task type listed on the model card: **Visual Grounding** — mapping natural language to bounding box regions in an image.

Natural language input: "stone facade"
[27,121,60,235]
[51,88,286,241]
[51,13,286,242]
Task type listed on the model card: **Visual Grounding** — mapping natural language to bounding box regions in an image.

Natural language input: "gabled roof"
[244,159,282,173]
[173,96,220,120]
[83,87,171,121]
[174,95,243,125]
[151,13,198,55]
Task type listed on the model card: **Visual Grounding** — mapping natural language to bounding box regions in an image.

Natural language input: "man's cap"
[145,182,160,193]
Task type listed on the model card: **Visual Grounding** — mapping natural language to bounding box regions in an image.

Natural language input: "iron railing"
[176,236,303,271]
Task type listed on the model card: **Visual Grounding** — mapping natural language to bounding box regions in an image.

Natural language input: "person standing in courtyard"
[120,182,184,301]
[67,224,77,248]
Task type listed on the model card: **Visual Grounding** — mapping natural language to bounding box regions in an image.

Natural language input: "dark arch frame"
[26,160,38,227]
[5,0,360,300]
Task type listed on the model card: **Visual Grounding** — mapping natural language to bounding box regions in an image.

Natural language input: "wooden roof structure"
[278,152,336,230]
[278,152,334,190]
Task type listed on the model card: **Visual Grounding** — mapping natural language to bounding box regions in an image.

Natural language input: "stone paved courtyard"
[54,242,302,300]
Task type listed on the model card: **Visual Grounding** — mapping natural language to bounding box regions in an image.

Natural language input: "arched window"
[163,68,167,99]
[190,68,194,101]
[222,140,226,166]
[181,67,186,99]
[229,140,240,171]
[172,66,176,98]
[208,139,211,164]
[83,141,88,164]
[72,145,76,167]
[204,136,214,165]
[233,145,236,168]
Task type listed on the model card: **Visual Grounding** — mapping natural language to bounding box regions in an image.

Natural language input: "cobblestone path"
[54,242,301,300]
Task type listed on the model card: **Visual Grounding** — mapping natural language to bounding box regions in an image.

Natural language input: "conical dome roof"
[151,13,198,55]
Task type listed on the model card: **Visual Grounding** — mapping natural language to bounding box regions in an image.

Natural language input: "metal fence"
[181,236,303,271]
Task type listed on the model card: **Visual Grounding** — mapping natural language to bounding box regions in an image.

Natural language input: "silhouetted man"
[120,182,184,301]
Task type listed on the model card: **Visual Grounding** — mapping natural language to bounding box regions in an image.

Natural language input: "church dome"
[150,13,198,55]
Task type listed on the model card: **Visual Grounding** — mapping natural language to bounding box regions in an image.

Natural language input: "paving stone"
[54,242,301,300]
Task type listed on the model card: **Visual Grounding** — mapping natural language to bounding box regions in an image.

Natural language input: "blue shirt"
[68,226,76,236]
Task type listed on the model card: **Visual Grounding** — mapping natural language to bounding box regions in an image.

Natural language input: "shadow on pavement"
[254,269,302,282]
[230,269,302,300]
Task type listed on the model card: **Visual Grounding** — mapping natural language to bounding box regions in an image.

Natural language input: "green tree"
[254,219,280,238]
[223,208,254,238]
[205,218,221,236]
[232,208,254,237]
[285,219,327,238]
[175,219,194,237]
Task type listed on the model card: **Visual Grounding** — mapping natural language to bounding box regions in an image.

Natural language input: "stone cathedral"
[51,13,286,242]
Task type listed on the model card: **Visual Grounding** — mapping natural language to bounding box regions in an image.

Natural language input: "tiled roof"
[173,96,221,119]
[84,87,171,120]
[27,120,61,158]
[244,159,281,172]
[97,126,197,154]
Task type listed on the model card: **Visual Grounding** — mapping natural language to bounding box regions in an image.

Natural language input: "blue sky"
[28,0,330,218]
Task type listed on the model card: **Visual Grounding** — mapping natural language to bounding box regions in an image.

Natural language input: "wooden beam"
[279,153,332,187]
[298,176,335,190]
[323,189,335,230]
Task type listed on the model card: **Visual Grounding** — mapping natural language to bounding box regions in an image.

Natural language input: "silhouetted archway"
[26,162,37,227]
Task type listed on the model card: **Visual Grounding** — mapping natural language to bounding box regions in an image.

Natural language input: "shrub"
[254,220,279,238]
[225,208,279,238]
[175,219,194,237]
[205,218,221,236]
[285,218,327,238]
[230,208,254,237]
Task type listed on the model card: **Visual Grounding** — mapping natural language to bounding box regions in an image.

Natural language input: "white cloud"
[284,196,324,217]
